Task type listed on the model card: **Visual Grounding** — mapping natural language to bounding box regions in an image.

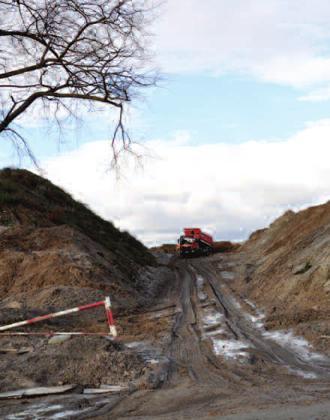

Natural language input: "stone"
[292,262,312,275]
[48,334,72,345]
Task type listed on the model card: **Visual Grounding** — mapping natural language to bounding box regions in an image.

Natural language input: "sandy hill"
[235,201,330,351]
[0,168,172,322]
[0,168,173,391]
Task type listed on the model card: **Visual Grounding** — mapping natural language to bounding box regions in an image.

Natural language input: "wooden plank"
[0,385,76,399]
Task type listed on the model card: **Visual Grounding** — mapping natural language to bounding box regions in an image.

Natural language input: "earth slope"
[0,168,172,390]
[235,201,330,352]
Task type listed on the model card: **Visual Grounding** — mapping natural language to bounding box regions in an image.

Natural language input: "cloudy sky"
[2,0,330,245]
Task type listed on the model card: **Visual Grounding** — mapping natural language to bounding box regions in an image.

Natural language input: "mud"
[0,188,329,418]
[1,253,329,419]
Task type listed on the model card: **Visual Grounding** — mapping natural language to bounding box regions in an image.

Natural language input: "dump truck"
[177,228,214,257]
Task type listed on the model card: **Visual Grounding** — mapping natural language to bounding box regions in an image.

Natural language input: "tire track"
[194,259,330,379]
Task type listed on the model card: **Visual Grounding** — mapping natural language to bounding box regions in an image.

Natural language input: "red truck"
[177,228,214,257]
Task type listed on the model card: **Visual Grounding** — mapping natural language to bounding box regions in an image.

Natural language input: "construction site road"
[1,254,330,419]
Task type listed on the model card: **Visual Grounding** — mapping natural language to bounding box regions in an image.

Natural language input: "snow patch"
[52,409,92,419]
[245,311,265,329]
[220,271,235,280]
[212,338,249,359]
[145,358,159,365]
[196,274,207,301]
[203,311,223,326]
[241,304,324,363]
[125,341,163,366]
[125,341,144,349]
[244,299,257,309]
[226,262,236,268]
[287,368,318,379]
[5,404,81,420]
[263,330,326,362]
[230,297,242,309]
[204,327,225,337]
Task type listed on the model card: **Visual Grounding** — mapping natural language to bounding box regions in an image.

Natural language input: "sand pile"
[235,201,330,352]
[0,168,173,391]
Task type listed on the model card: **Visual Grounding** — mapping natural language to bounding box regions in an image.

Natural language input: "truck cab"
[177,228,213,257]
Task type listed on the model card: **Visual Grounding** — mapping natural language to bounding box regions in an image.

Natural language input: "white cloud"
[41,120,330,246]
[153,0,330,87]
[299,85,330,102]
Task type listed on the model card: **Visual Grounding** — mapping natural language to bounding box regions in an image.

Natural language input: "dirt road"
[1,254,330,419]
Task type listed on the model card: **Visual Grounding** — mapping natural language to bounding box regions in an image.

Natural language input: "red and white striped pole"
[104,296,117,337]
[0,297,117,337]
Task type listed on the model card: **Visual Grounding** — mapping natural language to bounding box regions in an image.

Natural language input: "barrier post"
[0,297,117,337]
[104,296,117,337]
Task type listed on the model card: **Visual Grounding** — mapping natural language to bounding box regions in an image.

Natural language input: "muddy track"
[2,255,330,419]
[105,257,330,419]
[198,261,330,377]
[166,263,230,387]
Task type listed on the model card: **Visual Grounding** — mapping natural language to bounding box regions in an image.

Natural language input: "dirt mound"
[0,168,154,269]
[0,336,144,391]
[0,169,173,311]
[234,201,330,351]
[213,241,241,253]
[150,243,176,254]
[0,169,174,391]
[0,224,171,315]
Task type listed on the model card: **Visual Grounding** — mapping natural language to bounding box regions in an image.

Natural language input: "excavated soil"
[227,201,330,353]
[0,223,173,392]
[0,170,329,418]
[0,169,174,396]
[1,251,330,418]
[0,336,144,391]
[0,224,172,315]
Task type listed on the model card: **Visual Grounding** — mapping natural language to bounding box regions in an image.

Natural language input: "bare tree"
[0,0,156,164]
